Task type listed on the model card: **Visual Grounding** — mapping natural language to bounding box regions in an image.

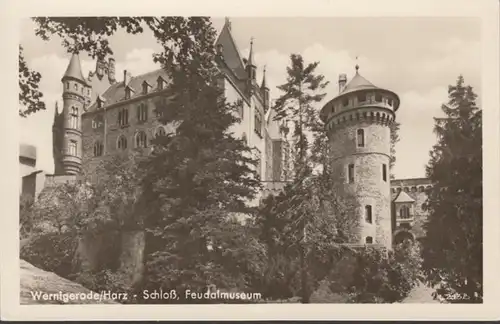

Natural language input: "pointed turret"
[62,52,86,83]
[261,65,269,90]
[58,53,86,175]
[246,38,257,81]
[261,66,270,110]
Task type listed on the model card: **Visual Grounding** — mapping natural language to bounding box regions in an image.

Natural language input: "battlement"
[391,177,432,194]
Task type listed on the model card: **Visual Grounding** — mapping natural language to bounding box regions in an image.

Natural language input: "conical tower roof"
[341,65,377,94]
[247,38,255,67]
[62,53,86,83]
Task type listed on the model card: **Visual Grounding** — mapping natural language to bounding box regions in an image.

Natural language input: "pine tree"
[137,17,263,302]
[273,54,329,179]
[270,54,330,303]
[421,75,482,302]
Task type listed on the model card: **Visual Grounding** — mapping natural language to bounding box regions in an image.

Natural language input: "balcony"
[396,214,415,226]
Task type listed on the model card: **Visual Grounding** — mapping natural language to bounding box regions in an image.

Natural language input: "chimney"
[339,73,347,93]
[108,58,116,83]
[123,70,132,86]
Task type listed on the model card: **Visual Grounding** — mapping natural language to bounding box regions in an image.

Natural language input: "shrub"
[20,231,79,278]
[347,242,422,303]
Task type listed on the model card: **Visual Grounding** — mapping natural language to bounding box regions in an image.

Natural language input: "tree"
[421,75,482,303]
[270,54,329,303]
[19,46,45,117]
[136,17,263,302]
[273,54,329,178]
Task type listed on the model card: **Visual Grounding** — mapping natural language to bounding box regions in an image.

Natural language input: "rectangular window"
[382,164,387,182]
[118,108,129,127]
[388,98,393,106]
[342,98,349,107]
[348,163,355,183]
[357,94,366,103]
[137,104,148,122]
[357,129,365,147]
[365,205,373,224]
[375,94,382,102]
[68,140,77,156]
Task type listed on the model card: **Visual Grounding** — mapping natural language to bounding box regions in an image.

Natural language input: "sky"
[19,17,481,180]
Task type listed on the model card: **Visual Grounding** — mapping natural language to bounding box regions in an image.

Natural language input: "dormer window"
[157,76,166,90]
[142,81,151,95]
[96,95,106,109]
[125,86,135,100]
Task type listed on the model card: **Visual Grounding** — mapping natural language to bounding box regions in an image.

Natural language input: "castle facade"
[22,19,430,249]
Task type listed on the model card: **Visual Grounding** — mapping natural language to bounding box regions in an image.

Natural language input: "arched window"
[66,82,69,90]
[365,236,373,244]
[135,131,148,148]
[117,135,127,150]
[93,141,104,157]
[137,103,148,122]
[70,107,78,129]
[400,205,411,219]
[155,126,166,138]
[365,205,372,224]
[357,129,365,147]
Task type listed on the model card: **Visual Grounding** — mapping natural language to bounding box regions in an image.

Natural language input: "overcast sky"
[19,17,481,179]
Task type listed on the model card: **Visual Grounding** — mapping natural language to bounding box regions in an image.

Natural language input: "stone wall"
[391,178,432,240]
[328,120,392,248]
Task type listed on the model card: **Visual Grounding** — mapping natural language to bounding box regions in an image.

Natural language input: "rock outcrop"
[20,259,117,304]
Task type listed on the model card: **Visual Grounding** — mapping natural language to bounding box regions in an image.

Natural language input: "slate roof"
[62,53,87,84]
[393,190,416,203]
[86,69,169,113]
[215,20,247,80]
[86,18,256,113]
[340,71,378,95]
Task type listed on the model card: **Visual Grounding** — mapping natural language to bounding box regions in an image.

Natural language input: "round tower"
[319,65,400,249]
[60,52,87,175]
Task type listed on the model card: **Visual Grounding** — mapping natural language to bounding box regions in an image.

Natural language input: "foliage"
[421,75,482,303]
[272,53,329,178]
[348,241,422,303]
[135,17,263,302]
[19,193,35,239]
[20,231,78,278]
[253,174,359,302]
[19,45,45,117]
[389,120,400,176]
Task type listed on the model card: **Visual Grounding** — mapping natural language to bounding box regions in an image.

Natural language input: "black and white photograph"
[2,0,500,321]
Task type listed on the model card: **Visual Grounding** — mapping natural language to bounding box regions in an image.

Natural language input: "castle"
[21,19,431,250]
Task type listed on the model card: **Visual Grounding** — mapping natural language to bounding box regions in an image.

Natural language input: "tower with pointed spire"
[319,64,400,249]
[55,52,88,175]
[246,37,257,82]
[261,66,270,110]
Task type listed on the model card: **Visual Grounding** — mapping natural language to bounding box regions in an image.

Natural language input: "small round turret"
[60,53,87,175]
